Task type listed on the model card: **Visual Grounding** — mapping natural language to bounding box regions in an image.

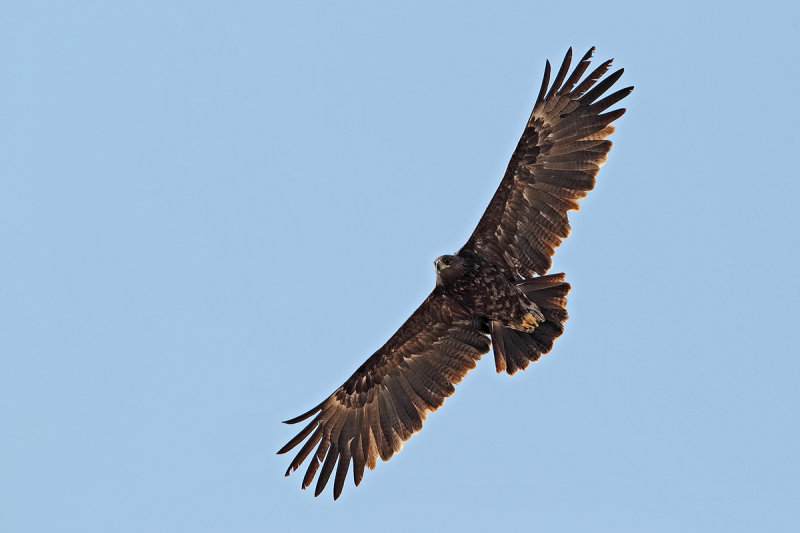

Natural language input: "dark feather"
[580,68,625,105]
[302,438,328,489]
[559,47,594,95]
[536,60,551,104]
[546,48,572,100]
[285,425,321,476]
[333,446,351,500]
[315,445,339,497]
[587,85,634,114]
[572,59,613,98]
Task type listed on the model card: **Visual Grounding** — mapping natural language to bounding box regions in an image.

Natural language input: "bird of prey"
[278,47,632,499]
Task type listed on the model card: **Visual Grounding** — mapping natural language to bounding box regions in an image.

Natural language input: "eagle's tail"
[490,273,570,375]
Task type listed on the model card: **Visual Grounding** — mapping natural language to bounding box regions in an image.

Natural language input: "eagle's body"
[435,250,544,333]
[279,47,633,499]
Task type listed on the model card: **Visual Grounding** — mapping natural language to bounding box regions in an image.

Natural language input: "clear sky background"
[3,1,799,532]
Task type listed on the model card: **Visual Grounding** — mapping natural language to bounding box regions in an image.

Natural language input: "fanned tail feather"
[491,273,570,375]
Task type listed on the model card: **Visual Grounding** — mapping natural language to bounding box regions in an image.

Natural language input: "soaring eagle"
[278,47,632,499]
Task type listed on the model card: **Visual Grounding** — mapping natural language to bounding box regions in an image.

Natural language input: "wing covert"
[277,288,490,499]
[464,47,633,277]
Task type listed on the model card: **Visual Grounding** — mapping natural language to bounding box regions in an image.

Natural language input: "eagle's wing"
[277,288,490,499]
[463,47,633,277]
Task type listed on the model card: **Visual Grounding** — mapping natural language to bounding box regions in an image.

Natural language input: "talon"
[521,313,539,329]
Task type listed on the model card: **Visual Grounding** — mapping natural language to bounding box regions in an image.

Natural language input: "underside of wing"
[464,47,633,277]
[277,288,491,499]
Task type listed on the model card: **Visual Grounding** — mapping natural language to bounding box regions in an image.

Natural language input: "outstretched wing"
[463,47,633,277]
[278,288,490,499]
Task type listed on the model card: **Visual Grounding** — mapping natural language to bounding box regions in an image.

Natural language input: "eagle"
[278,47,632,499]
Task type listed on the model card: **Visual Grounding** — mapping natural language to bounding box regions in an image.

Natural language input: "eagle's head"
[434,254,467,285]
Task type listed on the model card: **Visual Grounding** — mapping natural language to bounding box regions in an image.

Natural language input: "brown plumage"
[278,47,633,499]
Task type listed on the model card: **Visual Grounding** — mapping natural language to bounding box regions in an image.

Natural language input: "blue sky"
[3,1,799,532]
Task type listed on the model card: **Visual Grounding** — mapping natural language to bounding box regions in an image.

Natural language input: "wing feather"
[546,48,571,101]
[560,48,595,95]
[464,47,632,277]
[572,59,614,98]
[302,438,328,489]
[352,432,366,486]
[285,425,321,476]
[315,445,339,496]
[333,446,352,499]
[278,288,490,499]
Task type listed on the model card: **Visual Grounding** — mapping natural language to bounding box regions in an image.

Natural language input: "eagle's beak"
[435,259,442,272]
